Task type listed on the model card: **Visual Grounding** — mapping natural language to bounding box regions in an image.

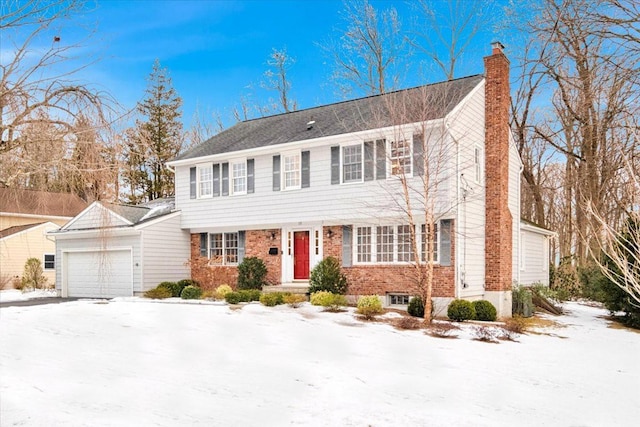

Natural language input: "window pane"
[209,233,223,264]
[283,154,301,189]
[356,226,371,263]
[225,232,239,264]
[199,166,212,196]
[343,145,362,182]
[376,226,394,262]
[397,225,413,262]
[390,140,411,176]
[232,162,246,193]
[421,224,438,262]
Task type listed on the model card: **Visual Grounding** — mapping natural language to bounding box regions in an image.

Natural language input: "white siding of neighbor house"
[509,137,522,285]
[55,233,142,293]
[64,204,129,230]
[0,222,60,286]
[520,229,550,285]
[174,124,455,232]
[446,82,486,298]
[141,214,191,291]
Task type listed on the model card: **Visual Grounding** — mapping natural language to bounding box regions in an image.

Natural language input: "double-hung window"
[342,144,363,183]
[198,165,213,198]
[43,254,55,270]
[283,152,301,190]
[209,232,239,265]
[421,224,439,263]
[390,139,412,176]
[231,161,247,195]
[355,224,442,264]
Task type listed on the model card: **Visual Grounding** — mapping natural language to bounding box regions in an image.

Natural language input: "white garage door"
[66,250,133,298]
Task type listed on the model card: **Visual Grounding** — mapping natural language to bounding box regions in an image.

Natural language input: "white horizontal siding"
[66,205,128,230]
[176,125,456,231]
[55,234,141,292]
[141,214,191,291]
[520,230,550,285]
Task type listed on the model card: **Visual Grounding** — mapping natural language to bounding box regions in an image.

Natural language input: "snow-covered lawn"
[1,299,638,426]
[0,288,58,302]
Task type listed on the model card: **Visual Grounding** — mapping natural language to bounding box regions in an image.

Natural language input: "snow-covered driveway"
[1,299,638,426]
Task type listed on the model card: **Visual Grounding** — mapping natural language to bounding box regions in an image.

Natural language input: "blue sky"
[22,0,510,131]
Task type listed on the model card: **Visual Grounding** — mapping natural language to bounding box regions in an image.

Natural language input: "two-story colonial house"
[167,42,551,318]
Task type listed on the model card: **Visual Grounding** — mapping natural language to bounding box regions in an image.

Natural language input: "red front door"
[293,231,310,280]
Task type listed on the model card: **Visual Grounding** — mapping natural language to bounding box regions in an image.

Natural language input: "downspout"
[445,118,461,299]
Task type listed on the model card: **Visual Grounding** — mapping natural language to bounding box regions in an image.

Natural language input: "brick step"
[262,283,310,295]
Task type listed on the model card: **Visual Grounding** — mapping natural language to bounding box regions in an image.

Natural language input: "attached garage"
[65,250,133,298]
[51,199,191,298]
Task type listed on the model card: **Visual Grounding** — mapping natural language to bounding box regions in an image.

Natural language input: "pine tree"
[123,59,184,202]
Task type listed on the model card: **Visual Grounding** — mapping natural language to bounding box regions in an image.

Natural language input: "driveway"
[0,297,81,308]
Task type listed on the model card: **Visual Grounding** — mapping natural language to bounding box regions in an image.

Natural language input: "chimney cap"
[491,41,505,54]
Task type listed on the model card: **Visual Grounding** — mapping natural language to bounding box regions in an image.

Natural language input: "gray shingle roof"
[175,74,484,161]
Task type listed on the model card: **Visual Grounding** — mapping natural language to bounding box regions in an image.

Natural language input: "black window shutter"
[331,146,340,185]
[199,233,208,257]
[238,231,246,263]
[221,162,229,196]
[189,167,197,199]
[440,219,452,266]
[413,134,424,176]
[212,163,220,197]
[247,159,255,194]
[301,151,310,188]
[272,155,281,191]
[364,141,374,181]
[376,139,386,179]
[342,225,352,267]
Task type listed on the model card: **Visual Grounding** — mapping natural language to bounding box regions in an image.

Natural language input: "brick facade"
[484,42,513,292]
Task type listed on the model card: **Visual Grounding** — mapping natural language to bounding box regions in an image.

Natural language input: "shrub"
[238,289,262,302]
[473,300,497,321]
[309,256,348,295]
[512,285,534,317]
[578,265,608,302]
[356,295,384,320]
[309,291,348,311]
[551,256,581,299]
[396,316,422,330]
[214,284,233,300]
[144,287,172,299]
[181,285,202,300]
[237,257,267,290]
[407,296,425,318]
[260,292,288,307]
[177,279,199,296]
[503,315,528,335]
[157,281,181,297]
[447,299,475,322]
[427,322,459,338]
[472,326,500,343]
[284,294,307,308]
[225,292,242,304]
[21,258,47,290]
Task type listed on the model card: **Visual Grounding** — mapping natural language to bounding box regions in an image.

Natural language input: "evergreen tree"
[123,59,184,202]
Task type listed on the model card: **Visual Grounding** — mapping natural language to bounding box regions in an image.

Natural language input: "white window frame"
[231,159,247,195]
[421,223,439,263]
[282,150,301,191]
[341,143,363,184]
[354,223,440,265]
[208,232,240,266]
[389,139,413,177]
[474,145,483,184]
[43,253,55,270]
[197,164,213,198]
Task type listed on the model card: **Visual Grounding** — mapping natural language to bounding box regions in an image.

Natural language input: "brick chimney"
[484,42,513,297]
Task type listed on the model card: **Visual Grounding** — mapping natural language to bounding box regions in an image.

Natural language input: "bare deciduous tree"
[261,48,297,113]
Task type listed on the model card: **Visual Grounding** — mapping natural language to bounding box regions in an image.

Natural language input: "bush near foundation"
[237,257,267,290]
[309,291,347,311]
[238,289,261,302]
[407,296,425,318]
[157,281,181,297]
[181,285,202,300]
[356,295,384,319]
[260,292,288,307]
[473,300,497,321]
[309,257,348,295]
[21,258,48,290]
[225,292,242,304]
[447,299,475,322]
[214,284,233,300]
[144,287,172,299]
[284,294,307,308]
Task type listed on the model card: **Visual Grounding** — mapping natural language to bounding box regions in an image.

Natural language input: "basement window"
[388,294,410,306]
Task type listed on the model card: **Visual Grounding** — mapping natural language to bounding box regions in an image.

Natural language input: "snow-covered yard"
[1,297,638,426]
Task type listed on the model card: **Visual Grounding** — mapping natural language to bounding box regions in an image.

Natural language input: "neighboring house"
[50,198,191,298]
[166,42,552,318]
[520,219,557,286]
[0,188,87,286]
